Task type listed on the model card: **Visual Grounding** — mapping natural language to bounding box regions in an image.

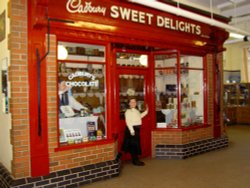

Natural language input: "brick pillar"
[206,54,214,126]
[8,0,30,178]
[217,52,226,136]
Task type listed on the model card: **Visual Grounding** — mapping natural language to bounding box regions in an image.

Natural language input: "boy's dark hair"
[128,96,137,102]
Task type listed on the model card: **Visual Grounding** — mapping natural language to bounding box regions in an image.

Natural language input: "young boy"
[122,97,148,166]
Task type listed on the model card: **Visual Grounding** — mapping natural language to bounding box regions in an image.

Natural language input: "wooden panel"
[236,107,250,124]
[224,107,237,124]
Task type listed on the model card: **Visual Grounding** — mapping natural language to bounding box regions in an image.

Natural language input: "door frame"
[113,49,152,159]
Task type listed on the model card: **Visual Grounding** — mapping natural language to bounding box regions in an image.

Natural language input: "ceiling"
[172,0,250,42]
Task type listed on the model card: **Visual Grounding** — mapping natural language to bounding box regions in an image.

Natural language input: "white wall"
[0,0,12,172]
[224,41,250,82]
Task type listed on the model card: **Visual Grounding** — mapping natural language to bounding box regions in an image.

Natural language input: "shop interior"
[223,48,250,125]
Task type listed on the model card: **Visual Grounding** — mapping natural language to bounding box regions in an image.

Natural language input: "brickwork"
[206,53,214,125]
[152,127,213,157]
[155,136,228,159]
[217,52,227,136]
[0,163,12,188]
[181,126,213,143]
[0,160,120,188]
[8,0,30,178]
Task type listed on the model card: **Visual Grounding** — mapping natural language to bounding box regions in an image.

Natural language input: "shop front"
[0,0,229,187]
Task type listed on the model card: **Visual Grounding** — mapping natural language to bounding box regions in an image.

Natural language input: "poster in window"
[0,10,6,42]
[1,57,8,114]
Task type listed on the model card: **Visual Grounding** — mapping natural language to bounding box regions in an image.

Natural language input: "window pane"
[181,70,204,126]
[181,56,203,69]
[119,74,145,119]
[155,54,177,68]
[117,52,148,67]
[58,41,105,62]
[155,54,178,128]
[58,44,106,146]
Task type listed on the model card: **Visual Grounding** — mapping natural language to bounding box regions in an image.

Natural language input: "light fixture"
[57,45,68,60]
[216,0,246,9]
[229,32,244,39]
[66,21,117,32]
[194,41,207,46]
[139,55,148,66]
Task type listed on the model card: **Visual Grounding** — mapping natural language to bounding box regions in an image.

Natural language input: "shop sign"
[66,71,99,87]
[66,0,106,16]
[65,0,203,36]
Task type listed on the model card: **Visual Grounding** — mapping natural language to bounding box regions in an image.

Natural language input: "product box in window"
[87,121,96,141]
[96,130,103,140]
[60,129,83,144]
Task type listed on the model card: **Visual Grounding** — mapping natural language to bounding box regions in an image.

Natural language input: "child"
[122,97,148,166]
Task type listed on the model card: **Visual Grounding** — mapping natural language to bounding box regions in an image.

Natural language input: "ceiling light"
[229,32,244,39]
[217,0,246,9]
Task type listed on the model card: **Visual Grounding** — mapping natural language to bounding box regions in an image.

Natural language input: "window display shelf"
[224,83,250,124]
[224,83,250,107]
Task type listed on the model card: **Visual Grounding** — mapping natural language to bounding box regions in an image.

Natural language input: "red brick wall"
[8,0,30,178]
[46,35,115,173]
[207,54,214,126]
[217,52,226,136]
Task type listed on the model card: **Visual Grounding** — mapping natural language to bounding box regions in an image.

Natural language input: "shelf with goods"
[224,83,250,124]
[119,74,145,119]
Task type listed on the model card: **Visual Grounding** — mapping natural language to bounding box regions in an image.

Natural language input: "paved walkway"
[81,125,250,188]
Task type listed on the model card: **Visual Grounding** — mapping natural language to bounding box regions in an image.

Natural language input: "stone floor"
[81,125,250,188]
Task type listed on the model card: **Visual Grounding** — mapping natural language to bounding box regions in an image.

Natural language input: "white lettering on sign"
[67,71,99,88]
[66,0,106,16]
[110,5,154,25]
[157,16,201,35]
[65,1,203,36]
[68,71,96,81]
[65,80,99,87]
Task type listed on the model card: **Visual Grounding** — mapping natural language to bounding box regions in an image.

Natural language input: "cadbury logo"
[66,0,106,16]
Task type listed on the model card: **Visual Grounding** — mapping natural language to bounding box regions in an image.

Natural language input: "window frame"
[55,40,112,151]
[153,51,208,130]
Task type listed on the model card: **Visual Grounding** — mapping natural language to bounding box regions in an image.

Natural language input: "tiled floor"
[81,125,250,188]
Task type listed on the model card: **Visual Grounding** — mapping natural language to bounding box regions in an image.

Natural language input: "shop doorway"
[115,51,151,160]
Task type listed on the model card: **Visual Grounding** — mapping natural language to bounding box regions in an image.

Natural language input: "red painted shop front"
[28,0,228,177]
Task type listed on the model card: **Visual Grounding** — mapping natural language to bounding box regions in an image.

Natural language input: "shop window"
[57,41,106,146]
[155,53,205,129]
[155,54,178,128]
[180,56,204,127]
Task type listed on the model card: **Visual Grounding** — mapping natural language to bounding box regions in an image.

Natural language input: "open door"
[115,51,151,160]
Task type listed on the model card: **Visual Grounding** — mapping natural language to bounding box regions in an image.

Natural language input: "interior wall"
[0,0,12,172]
[224,41,250,83]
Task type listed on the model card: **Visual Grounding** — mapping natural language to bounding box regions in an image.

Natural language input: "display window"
[57,41,106,146]
[180,56,204,127]
[154,52,206,129]
[155,53,178,128]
